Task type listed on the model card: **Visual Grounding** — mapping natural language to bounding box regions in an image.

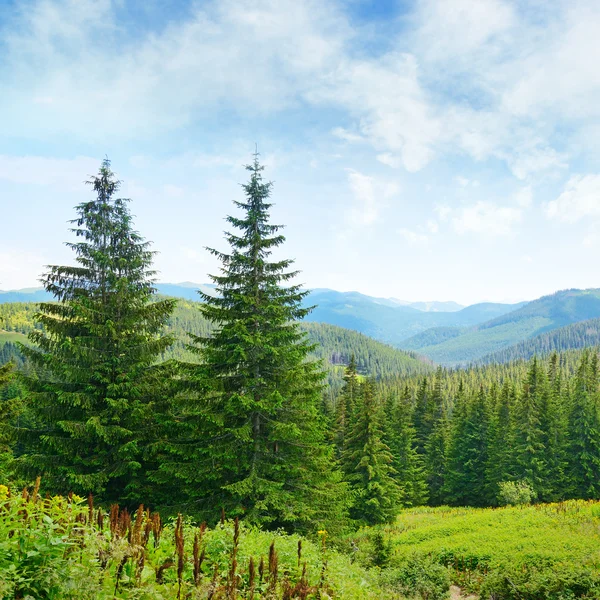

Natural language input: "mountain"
[479,317,600,364]
[404,301,464,312]
[0,300,432,388]
[0,284,521,346]
[0,289,52,303]
[303,289,523,345]
[401,288,600,366]
[0,283,216,304]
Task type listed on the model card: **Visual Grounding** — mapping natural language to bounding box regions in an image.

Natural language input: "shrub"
[381,555,450,600]
[480,563,600,599]
[498,480,536,506]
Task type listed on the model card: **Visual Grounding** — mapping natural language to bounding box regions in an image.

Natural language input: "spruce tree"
[383,385,427,507]
[342,379,399,524]
[566,351,600,499]
[189,155,347,531]
[445,385,489,506]
[485,381,516,503]
[18,159,175,503]
[512,357,548,499]
[335,355,360,458]
[423,369,448,505]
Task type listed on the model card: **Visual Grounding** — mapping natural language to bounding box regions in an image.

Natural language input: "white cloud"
[513,186,533,208]
[332,128,364,143]
[4,0,598,181]
[398,228,429,245]
[415,0,515,63]
[452,201,523,236]
[426,220,439,234]
[376,153,401,168]
[435,204,452,221]
[546,174,600,222]
[345,170,398,227]
[455,176,470,187]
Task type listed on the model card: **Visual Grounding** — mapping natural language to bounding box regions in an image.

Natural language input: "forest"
[1,158,600,599]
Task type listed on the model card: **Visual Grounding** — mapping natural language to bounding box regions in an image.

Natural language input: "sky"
[1,0,600,305]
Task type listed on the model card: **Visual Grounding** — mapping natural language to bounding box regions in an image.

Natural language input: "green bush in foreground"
[0,482,385,599]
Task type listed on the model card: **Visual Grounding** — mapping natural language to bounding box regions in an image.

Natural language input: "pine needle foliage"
[189,155,348,532]
[17,159,176,503]
[342,379,400,524]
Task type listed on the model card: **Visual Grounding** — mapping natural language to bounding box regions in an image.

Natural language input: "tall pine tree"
[190,155,347,531]
[18,159,176,503]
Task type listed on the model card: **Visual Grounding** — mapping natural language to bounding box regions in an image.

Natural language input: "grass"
[0,330,28,344]
[349,501,600,598]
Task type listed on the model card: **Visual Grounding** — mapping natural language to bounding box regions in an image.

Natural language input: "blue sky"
[1,0,600,305]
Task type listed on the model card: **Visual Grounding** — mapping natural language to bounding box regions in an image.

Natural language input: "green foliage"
[341,379,400,525]
[481,316,600,364]
[16,159,176,504]
[0,483,386,599]
[380,555,450,600]
[353,500,600,599]
[165,156,348,532]
[0,302,431,391]
[497,480,537,506]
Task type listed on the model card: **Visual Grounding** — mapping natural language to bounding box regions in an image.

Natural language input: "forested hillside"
[480,317,600,364]
[400,288,600,365]
[0,300,431,389]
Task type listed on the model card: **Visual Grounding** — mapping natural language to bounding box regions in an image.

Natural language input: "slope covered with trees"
[480,316,600,364]
[401,289,600,365]
[0,301,431,390]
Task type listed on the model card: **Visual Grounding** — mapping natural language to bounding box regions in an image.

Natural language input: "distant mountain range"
[0,284,520,347]
[303,289,524,345]
[401,289,600,365]
[5,284,600,367]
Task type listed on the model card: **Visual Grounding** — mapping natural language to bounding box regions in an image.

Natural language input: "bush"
[498,480,536,506]
[381,555,450,600]
[480,563,600,599]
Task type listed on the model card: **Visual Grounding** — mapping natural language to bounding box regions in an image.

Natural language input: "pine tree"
[335,355,360,458]
[423,369,448,505]
[383,385,427,507]
[18,159,176,503]
[445,385,489,506]
[342,380,400,524]
[485,381,516,503]
[566,351,600,499]
[189,155,347,531]
[512,357,548,499]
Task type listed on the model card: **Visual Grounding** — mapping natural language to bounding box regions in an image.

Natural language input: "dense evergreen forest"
[2,157,600,598]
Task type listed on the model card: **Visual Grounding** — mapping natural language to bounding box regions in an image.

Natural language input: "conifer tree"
[335,355,360,458]
[566,351,600,499]
[485,381,516,503]
[342,380,399,524]
[383,385,427,506]
[423,369,448,505]
[18,159,176,503]
[189,155,347,531]
[512,357,548,499]
[445,385,489,506]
